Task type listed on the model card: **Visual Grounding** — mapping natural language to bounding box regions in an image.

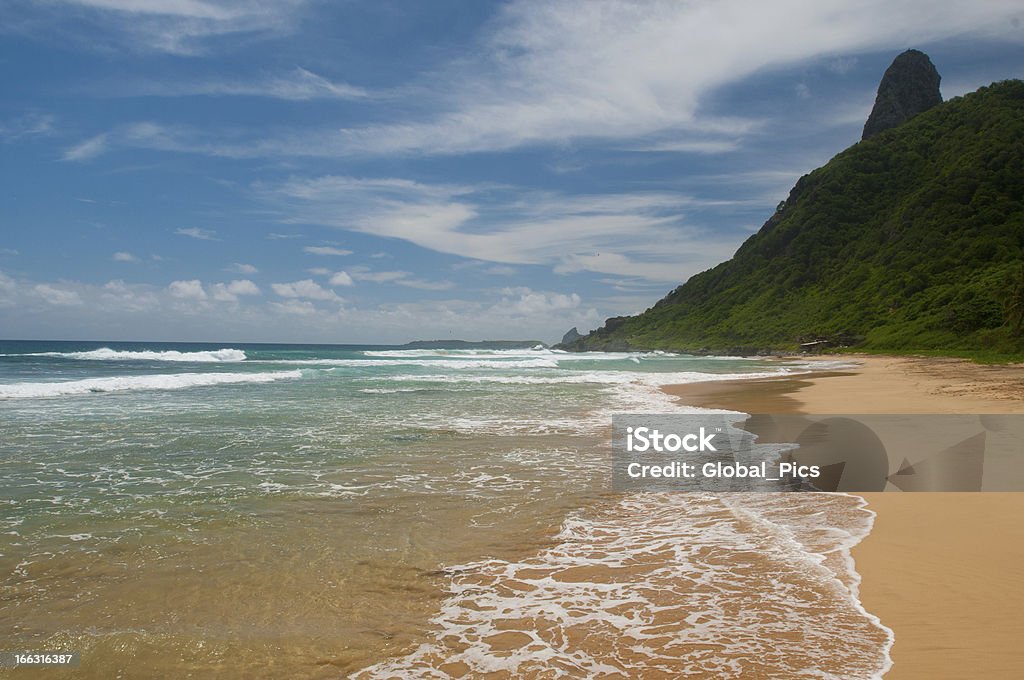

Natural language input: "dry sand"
[664,355,1024,679]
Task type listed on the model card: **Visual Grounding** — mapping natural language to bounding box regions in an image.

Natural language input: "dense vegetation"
[569,80,1024,358]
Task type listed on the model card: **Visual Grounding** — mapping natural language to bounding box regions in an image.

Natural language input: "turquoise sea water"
[0,341,890,678]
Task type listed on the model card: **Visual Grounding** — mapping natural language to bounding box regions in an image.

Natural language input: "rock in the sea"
[862,49,942,140]
[560,327,582,345]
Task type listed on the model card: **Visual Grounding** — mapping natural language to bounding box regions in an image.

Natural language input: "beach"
[665,355,1024,678]
[4,344,1021,677]
[8,342,840,678]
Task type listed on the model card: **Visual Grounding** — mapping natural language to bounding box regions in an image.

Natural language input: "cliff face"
[862,49,942,140]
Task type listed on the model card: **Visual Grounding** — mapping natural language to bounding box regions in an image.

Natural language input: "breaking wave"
[0,370,301,399]
[19,347,248,362]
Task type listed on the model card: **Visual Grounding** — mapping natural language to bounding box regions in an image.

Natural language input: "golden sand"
[664,355,1024,678]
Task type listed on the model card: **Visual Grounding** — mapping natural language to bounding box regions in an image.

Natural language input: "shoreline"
[663,355,1024,679]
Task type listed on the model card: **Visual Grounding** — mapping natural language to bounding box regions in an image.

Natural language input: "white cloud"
[0,270,605,343]
[283,0,1024,156]
[497,287,581,316]
[58,2,1024,159]
[267,175,738,283]
[0,271,17,291]
[66,0,238,20]
[112,251,138,262]
[210,279,260,302]
[394,278,454,291]
[31,0,310,55]
[226,262,258,274]
[168,279,207,300]
[349,269,411,283]
[553,252,684,282]
[828,56,858,75]
[629,139,742,154]
[341,267,452,290]
[1,113,55,142]
[328,271,353,287]
[110,67,369,100]
[33,283,83,306]
[304,245,352,256]
[62,133,108,161]
[269,300,318,316]
[100,279,159,312]
[209,285,236,303]
[271,279,342,302]
[225,279,259,296]
[176,227,219,241]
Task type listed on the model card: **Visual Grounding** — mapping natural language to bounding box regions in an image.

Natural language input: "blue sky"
[2,0,1023,343]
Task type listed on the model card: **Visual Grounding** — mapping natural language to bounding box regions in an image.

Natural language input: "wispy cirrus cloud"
[341,266,453,291]
[303,245,352,256]
[265,175,743,283]
[319,0,1024,156]
[56,0,1024,162]
[176,227,220,241]
[6,0,311,55]
[62,133,108,161]
[1,113,55,143]
[101,67,370,100]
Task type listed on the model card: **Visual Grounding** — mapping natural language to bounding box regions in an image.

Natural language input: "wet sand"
[664,355,1024,679]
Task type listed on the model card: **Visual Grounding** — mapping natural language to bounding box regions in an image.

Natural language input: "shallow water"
[0,341,886,678]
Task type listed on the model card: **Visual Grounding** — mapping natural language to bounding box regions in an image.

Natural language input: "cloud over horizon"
[4,0,1024,341]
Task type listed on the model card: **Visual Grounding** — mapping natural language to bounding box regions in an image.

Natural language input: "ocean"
[0,341,891,678]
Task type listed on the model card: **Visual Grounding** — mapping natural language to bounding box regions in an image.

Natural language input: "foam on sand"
[354,361,892,678]
[356,493,892,679]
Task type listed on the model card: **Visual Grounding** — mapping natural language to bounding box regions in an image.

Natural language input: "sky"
[2,0,1023,344]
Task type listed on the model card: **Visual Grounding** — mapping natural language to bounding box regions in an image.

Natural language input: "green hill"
[568,80,1024,358]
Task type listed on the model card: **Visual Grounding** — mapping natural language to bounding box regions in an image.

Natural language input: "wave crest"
[28,347,248,362]
[0,370,300,399]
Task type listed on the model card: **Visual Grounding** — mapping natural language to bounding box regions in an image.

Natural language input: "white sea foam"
[21,347,248,362]
[378,368,789,389]
[361,348,679,361]
[353,358,892,678]
[356,493,892,679]
[358,387,434,394]
[266,357,561,369]
[0,370,301,399]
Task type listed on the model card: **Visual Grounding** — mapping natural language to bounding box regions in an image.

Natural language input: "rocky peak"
[862,49,942,140]
[560,327,582,345]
